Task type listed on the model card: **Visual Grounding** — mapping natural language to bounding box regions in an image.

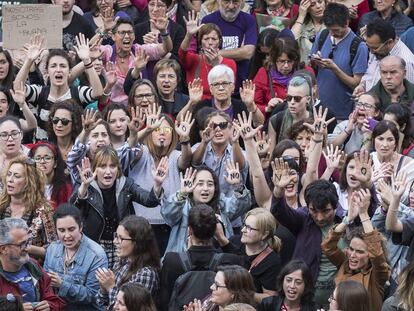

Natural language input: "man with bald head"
[370,55,414,111]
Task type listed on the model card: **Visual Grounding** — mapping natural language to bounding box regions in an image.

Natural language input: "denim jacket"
[44,235,108,310]
[161,187,251,254]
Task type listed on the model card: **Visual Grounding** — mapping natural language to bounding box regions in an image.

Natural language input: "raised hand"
[76,157,96,186]
[81,109,100,133]
[128,106,145,133]
[25,34,46,61]
[255,131,270,158]
[230,125,240,145]
[354,188,371,215]
[100,7,118,31]
[298,0,311,17]
[188,78,203,104]
[353,149,372,185]
[239,80,256,108]
[96,267,115,292]
[372,162,394,183]
[271,158,296,189]
[82,111,100,133]
[151,16,169,33]
[266,97,283,113]
[377,178,392,206]
[10,81,26,107]
[233,111,263,141]
[304,106,335,137]
[348,191,360,222]
[175,111,195,139]
[105,62,117,87]
[152,156,169,187]
[201,121,214,143]
[134,48,150,71]
[391,171,407,200]
[146,103,164,130]
[89,38,104,60]
[323,144,344,170]
[180,167,197,194]
[224,160,241,186]
[184,10,204,35]
[74,33,91,62]
[143,31,159,44]
[347,109,358,132]
[203,47,220,66]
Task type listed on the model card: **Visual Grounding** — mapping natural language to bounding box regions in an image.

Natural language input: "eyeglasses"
[5,237,33,250]
[276,59,294,66]
[210,81,232,89]
[116,30,134,37]
[286,95,305,102]
[221,0,242,5]
[134,93,155,101]
[33,155,54,163]
[368,39,390,54]
[212,121,229,130]
[113,232,134,243]
[212,282,227,290]
[0,130,21,141]
[153,126,173,134]
[242,222,258,232]
[355,102,375,109]
[51,117,72,126]
[328,42,337,59]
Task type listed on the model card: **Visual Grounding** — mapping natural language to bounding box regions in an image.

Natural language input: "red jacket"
[0,259,65,310]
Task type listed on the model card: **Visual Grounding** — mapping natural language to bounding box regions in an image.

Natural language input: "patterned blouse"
[97,258,159,310]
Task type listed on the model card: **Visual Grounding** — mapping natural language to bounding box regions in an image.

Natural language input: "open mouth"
[103,176,113,182]
[285,184,295,192]
[55,74,64,82]
[122,39,132,46]
[200,192,210,200]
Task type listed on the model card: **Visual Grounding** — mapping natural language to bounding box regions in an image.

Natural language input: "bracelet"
[103,90,112,97]
[360,217,370,223]
[160,32,170,37]
[296,21,304,25]
[380,205,388,215]
[83,60,93,67]
[312,137,323,144]
[344,128,351,136]
[389,208,399,212]
[180,140,191,145]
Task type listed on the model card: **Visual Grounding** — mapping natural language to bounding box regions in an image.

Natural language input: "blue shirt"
[311,29,368,120]
[401,27,414,55]
[3,266,36,303]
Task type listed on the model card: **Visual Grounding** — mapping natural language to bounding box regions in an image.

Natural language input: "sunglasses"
[51,117,72,126]
[212,121,229,130]
[286,95,305,102]
[153,126,173,134]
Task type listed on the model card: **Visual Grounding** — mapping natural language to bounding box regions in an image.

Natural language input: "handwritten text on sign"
[2,4,62,49]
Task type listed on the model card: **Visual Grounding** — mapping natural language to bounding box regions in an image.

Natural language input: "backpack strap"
[208,253,224,271]
[69,85,81,105]
[37,86,50,106]
[317,28,330,52]
[396,155,406,175]
[178,252,193,273]
[349,36,363,67]
[249,246,273,272]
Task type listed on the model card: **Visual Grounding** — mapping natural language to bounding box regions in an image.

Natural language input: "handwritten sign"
[2,4,62,49]
[0,0,36,17]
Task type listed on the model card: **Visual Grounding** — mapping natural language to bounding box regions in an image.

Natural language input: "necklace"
[64,245,80,274]
[117,53,129,64]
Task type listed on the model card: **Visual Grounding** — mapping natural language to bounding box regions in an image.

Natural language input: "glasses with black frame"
[242,222,259,233]
[51,117,72,126]
[113,232,134,243]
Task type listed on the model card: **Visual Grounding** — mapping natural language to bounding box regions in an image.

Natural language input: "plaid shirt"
[97,258,159,310]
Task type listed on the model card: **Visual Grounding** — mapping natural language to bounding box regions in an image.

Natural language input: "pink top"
[102,43,161,104]
[131,0,148,11]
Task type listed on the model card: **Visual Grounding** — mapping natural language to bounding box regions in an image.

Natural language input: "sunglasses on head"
[51,117,72,126]
[212,121,229,130]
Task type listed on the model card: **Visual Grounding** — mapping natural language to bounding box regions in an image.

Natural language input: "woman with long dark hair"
[96,216,161,310]
[30,142,72,210]
[114,283,157,311]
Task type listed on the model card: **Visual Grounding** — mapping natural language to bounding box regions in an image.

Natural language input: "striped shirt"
[362,39,414,91]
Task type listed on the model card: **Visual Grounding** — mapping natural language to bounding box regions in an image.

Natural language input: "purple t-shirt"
[202,11,257,90]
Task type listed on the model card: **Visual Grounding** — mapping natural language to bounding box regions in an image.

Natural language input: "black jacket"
[259,296,317,311]
[70,176,160,241]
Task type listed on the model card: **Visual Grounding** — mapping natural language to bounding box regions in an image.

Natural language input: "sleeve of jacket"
[170,23,185,60]
[270,196,305,236]
[37,264,66,310]
[123,68,140,96]
[66,138,88,184]
[130,182,160,207]
[364,229,391,286]
[220,187,252,221]
[161,192,187,226]
[58,252,108,306]
[253,67,269,115]
[321,227,347,268]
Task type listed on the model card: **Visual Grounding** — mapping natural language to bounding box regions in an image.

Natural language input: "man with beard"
[201,0,257,94]
[354,19,414,95]
[0,218,65,310]
[52,0,95,51]
[369,55,414,111]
